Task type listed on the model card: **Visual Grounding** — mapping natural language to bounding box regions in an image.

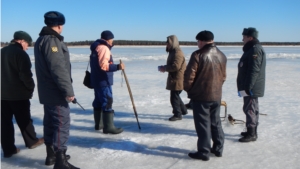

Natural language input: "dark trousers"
[93,86,113,112]
[170,90,187,116]
[192,100,224,156]
[1,100,38,155]
[43,103,70,151]
[243,96,259,128]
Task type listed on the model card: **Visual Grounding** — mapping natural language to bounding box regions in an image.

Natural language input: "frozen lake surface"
[1,46,300,169]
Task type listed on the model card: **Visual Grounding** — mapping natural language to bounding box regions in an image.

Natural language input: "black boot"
[103,111,123,134]
[53,150,79,169]
[169,115,182,121]
[239,127,257,142]
[241,126,258,138]
[188,152,209,161]
[241,129,247,137]
[45,145,71,166]
[93,108,103,130]
[45,145,56,166]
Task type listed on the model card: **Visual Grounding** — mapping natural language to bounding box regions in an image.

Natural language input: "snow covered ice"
[1,46,300,169]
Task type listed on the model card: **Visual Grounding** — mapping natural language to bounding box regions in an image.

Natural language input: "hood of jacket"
[90,39,113,52]
[167,35,180,51]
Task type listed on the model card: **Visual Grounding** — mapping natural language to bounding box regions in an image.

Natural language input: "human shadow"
[67,135,190,160]
[1,149,50,169]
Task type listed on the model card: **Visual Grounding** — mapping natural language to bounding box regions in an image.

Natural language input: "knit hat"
[44,11,65,26]
[242,27,258,38]
[196,30,214,41]
[13,31,32,46]
[101,30,114,40]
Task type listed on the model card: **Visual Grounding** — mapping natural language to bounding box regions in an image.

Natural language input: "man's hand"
[119,63,125,70]
[65,96,75,103]
[159,65,166,73]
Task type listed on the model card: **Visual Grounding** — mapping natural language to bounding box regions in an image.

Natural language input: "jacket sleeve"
[18,51,35,92]
[184,51,199,92]
[96,45,119,72]
[43,37,74,97]
[165,50,184,72]
[245,47,263,90]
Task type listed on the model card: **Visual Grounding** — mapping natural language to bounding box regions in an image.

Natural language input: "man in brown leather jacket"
[184,30,227,161]
[159,35,187,121]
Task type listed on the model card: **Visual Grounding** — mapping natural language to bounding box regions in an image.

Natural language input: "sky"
[1,0,300,42]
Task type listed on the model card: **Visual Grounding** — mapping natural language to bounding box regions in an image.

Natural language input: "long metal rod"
[120,60,141,130]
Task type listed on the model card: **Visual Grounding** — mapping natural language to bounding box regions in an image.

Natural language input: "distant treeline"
[1,40,300,47]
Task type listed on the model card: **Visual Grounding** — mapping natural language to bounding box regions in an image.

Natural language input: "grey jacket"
[34,27,74,105]
[237,40,266,97]
[1,42,35,100]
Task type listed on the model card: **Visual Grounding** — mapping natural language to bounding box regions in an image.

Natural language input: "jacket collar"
[201,43,215,50]
[39,26,64,41]
[243,39,259,52]
[9,41,23,49]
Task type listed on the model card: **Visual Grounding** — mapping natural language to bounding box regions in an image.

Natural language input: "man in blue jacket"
[237,27,266,142]
[34,11,79,169]
[90,30,124,134]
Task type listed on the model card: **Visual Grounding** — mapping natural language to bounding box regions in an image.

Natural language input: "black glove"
[72,98,77,104]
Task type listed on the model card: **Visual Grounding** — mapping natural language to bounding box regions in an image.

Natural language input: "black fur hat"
[196,30,214,41]
[44,11,65,26]
[242,27,258,38]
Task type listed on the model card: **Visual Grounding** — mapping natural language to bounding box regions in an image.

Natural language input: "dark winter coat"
[237,40,266,97]
[165,35,186,91]
[34,26,74,105]
[184,43,227,102]
[1,42,35,100]
[89,39,119,87]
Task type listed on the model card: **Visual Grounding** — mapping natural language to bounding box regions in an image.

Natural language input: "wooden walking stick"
[120,60,141,130]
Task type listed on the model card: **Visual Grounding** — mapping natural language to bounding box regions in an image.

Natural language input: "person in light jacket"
[159,35,187,121]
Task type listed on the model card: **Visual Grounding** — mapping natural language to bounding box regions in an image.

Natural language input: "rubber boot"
[103,111,123,134]
[93,108,103,130]
[45,145,70,166]
[239,127,257,142]
[53,150,79,169]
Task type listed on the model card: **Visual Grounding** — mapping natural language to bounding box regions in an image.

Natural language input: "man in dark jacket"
[237,27,266,142]
[184,31,227,161]
[159,35,187,121]
[90,30,124,134]
[1,31,44,158]
[34,11,79,169]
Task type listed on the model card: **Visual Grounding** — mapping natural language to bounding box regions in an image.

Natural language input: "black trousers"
[1,100,38,155]
[192,100,224,156]
[170,90,187,116]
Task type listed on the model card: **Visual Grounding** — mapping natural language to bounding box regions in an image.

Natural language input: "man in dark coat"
[184,30,227,161]
[34,11,79,169]
[237,27,266,142]
[1,31,44,158]
[159,35,187,121]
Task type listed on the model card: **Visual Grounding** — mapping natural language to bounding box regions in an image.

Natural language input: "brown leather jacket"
[184,43,227,101]
[165,35,186,91]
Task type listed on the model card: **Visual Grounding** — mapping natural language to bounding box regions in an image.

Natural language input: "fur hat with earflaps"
[242,27,258,38]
